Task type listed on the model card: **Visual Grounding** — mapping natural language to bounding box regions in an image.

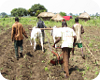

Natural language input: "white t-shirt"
[60,27,76,48]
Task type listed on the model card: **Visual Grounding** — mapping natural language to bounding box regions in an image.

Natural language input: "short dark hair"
[62,21,67,27]
[15,17,19,22]
[75,17,79,22]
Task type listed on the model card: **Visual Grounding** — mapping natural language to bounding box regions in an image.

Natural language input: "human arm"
[22,26,28,38]
[73,36,76,46]
[52,37,61,48]
[81,25,84,34]
[11,26,14,41]
[43,21,47,28]
[72,25,75,31]
[72,29,77,46]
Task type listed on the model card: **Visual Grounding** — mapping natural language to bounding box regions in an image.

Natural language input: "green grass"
[0,67,3,70]
[0,16,100,29]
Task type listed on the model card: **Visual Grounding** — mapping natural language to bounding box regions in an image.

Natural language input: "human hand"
[26,36,28,38]
[52,44,55,48]
[12,38,14,42]
[73,43,75,46]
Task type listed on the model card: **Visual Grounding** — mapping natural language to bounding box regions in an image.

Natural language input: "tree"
[35,10,41,16]
[11,8,18,17]
[4,15,9,18]
[11,8,28,17]
[59,12,67,16]
[27,8,33,16]
[69,13,73,16]
[1,12,7,18]
[30,4,47,16]
[17,8,28,17]
[95,12,99,16]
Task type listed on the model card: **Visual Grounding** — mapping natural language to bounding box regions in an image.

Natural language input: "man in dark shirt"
[62,19,67,26]
[36,19,47,43]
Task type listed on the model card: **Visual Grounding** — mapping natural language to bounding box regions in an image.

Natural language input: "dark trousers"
[62,47,72,77]
[14,40,23,57]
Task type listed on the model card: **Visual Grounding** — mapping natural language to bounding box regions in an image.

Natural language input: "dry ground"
[0,25,100,80]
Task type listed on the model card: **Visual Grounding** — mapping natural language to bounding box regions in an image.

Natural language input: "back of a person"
[73,23,82,43]
[13,22,23,40]
[61,27,75,48]
[38,21,43,28]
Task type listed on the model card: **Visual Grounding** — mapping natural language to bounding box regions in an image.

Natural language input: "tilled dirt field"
[0,25,100,80]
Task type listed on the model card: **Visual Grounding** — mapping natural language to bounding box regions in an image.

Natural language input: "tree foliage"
[4,15,9,18]
[59,12,67,16]
[95,12,99,16]
[27,8,33,16]
[30,4,47,16]
[11,8,28,17]
[1,12,7,18]
[69,13,73,16]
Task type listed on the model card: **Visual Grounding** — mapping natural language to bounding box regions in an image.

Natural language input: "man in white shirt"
[52,22,76,78]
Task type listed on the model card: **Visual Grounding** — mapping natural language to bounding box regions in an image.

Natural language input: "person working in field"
[36,19,47,44]
[52,22,76,78]
[11,17,28,60]
[62,19,67,26]
[72,17,85,58]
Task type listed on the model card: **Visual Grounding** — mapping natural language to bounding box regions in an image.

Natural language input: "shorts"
[74,43,83,48]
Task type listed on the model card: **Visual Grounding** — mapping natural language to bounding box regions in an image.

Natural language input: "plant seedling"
[42,60,45,63]
[95,71,99,75]
[44,67,49,71]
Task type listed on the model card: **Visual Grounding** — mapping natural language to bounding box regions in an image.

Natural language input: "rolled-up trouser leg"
[62,47,69,77]
[14,40,19,58]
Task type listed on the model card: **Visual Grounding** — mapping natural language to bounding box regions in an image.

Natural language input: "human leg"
[14,40,19,59]
[77,43,85,59]
[72,48,74,56]
[81,47,83,56]
[68,48,72,58]
[77,43,84,55]
[62,47,69,77]
[72,43,76,55]
[19,40,23,57]
[81,47,85,59]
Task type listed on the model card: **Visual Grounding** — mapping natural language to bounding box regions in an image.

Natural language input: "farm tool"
[45,34,63,65]
[83,43,99,65]
[50,47,63,65]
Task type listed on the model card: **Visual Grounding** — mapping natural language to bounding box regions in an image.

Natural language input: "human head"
[62,21,67,27]
[75,17,79,23]
[63,19,65,21]
[39,18,41,21]
[15,17,19,22]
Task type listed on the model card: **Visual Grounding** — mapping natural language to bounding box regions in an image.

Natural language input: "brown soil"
[0,25,100,80]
